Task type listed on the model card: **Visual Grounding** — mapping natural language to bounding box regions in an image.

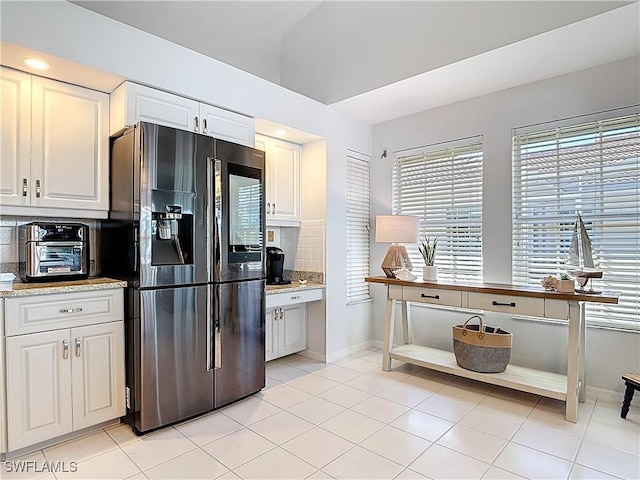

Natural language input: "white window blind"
[513,113,640,330]
[346,151,371,304]
[393,139,483,281]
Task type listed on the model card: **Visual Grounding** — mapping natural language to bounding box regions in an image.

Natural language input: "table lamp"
[375,215,419,278]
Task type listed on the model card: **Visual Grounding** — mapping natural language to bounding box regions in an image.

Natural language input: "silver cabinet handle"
[266,202,271,215]
[75,338,81,357]
[272,203,276,214]
[291,295,301,300]
[203,118,208,134]
[22,178,28,196]
[35,179,41,198]
[62,340,69,359]
[194,116,199,132]
[59,307,83,313]
[278,308,284,320]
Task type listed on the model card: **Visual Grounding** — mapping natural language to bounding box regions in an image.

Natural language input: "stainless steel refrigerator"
[102,122,265,434]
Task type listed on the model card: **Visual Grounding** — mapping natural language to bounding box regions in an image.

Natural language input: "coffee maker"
[266,247,291,285]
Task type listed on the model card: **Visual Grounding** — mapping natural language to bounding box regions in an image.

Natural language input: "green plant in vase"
[418,236,438,281]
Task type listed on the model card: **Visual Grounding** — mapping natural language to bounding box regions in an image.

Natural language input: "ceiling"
[12,1,640,127]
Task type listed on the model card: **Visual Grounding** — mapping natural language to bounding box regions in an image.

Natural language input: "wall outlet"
[267,230,274,242]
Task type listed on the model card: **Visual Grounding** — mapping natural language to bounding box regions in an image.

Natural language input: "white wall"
[371,56,640,391]
[1,1,373,360]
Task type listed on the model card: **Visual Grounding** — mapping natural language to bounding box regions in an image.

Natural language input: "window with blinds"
[393,139,483,281]
[346,151,371,304]
[512,113,640,330]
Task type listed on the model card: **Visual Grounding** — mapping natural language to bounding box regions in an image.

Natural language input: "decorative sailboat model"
[565,213,602,294]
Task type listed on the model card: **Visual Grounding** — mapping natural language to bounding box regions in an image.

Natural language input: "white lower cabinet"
[3,289,125,452]
[266,303,307,361]
[6,329,72,450]
[265,288,323,361]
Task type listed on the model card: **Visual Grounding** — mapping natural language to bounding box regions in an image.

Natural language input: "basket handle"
[462,315,484,339]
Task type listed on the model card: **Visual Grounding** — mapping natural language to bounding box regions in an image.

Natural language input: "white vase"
[423,265,438,281]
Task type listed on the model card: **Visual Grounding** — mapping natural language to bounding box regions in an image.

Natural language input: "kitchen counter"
[0,277,127,297]
[266,281,325,294]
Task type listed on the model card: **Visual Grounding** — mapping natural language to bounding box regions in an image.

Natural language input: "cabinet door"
[0,67,31,207]
[279,304,307,357]
[6,330,73,451]
[265,308,277,361]
[257,135,301,225]
[71,321,125,430]
[199,103,255,147]
[123,82,199,132]
[31,77,109,211]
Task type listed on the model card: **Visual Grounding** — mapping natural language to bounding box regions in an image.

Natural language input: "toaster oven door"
[29,242,88,278]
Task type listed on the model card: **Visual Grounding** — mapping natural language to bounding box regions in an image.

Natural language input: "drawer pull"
[421,294,440,299]
[59,307,83,314]
[62,340,69,359]
[492,301,516,307]
[291,295,302,300]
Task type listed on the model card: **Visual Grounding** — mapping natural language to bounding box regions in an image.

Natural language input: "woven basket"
[453,315,512,373]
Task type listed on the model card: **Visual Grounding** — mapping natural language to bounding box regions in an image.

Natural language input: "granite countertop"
[0,277,127,298]
[266,281,325,294]
[1,277,322,298]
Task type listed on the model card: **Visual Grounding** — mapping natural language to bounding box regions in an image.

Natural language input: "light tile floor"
[5,348,639,480]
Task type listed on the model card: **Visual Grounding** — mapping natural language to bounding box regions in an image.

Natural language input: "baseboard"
[326,340,376,363]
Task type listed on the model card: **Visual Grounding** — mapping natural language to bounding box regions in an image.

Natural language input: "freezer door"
[135,285,213,433]
[213,279,266,408]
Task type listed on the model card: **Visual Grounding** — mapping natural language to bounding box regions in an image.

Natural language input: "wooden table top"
[365,276,620,304]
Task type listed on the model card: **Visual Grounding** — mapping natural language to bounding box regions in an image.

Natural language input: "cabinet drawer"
[468,292,544,317]
[403,287,462,307]
[5,289,124,336]
[266,288,323,309]
[545,299,569,320]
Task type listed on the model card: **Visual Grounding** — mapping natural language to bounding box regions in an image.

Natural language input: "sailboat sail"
[566,214,602,290]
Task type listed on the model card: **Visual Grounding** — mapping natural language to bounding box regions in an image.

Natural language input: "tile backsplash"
[0,215,100,277]
[267,220,325,275]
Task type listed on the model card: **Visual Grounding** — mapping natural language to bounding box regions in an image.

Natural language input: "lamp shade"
[375,215,419,243]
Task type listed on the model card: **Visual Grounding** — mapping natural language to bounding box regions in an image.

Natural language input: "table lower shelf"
[390,344,568,401]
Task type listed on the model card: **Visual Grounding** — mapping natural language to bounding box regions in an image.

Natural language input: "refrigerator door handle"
[214,284,222,369]
[206,286,213,371]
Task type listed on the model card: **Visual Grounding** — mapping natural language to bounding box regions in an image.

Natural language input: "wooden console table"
[365,276,619,422]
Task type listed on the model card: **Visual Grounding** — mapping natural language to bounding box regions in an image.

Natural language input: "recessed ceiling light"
[23,58,50,70]
[275,129,287,136]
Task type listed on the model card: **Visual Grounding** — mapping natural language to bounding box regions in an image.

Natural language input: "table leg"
[401,300,411,344]
[566,301,580,423]
[578,302,586,403]
[382,293,396,372]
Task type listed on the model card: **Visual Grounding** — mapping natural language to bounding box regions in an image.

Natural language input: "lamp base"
[381,244,413,278]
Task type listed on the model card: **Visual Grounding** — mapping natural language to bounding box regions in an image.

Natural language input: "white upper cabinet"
[0,67,109,217]
[111,82,199,133]
[255,134,301,226]
[0,68,31,206]
[110,82,255,147]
